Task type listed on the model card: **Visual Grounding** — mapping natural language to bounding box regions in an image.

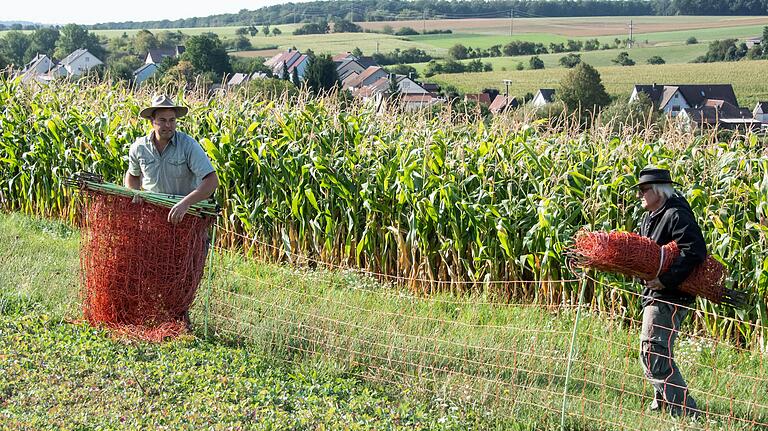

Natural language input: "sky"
[1,0,291,26]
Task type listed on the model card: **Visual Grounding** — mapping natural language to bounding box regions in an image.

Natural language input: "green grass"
[2,315,506,430]
[429,60,768,107]
[633,24,767,45]
[0,212,516,430]
[240,32,448,57]
[409,44,709,73]
[0,214,79,318]
[91,24,300,39]
[407,32,570,49]
[2,211,767,430]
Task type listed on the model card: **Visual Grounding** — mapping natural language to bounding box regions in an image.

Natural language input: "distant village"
[15,46,768,132]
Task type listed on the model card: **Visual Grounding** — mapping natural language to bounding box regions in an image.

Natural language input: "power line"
[510,8,514,37]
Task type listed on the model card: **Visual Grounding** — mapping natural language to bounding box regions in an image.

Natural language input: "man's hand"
[645,278,665,291]
[168,200,191,224]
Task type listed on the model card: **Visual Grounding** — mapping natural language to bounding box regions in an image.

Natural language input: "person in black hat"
[635,166,705,417]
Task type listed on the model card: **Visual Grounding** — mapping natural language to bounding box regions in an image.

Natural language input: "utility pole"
[510,8,514,37]
[350,1,354,22]
[423,8,426,34]
[503,79,512,98]
[628,19,634,48]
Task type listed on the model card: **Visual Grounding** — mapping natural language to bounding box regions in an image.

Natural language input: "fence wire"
[199,226,768,430]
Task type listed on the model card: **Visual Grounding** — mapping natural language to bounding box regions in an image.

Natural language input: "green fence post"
[560,275,588,431]
[203,224,217,339]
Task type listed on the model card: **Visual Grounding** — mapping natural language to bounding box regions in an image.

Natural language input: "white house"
[532,89,556,107]
[133,63,159,85]
[754,102,768,123]
[50,49,103,78]
[352,75,428,100]
[18,53,55,83]
[395,76,428,95]
[630,84,739,117]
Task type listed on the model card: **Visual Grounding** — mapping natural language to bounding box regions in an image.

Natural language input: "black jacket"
[639,194,706,307]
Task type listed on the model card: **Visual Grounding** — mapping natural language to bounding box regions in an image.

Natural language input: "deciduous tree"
[558,62,611,112]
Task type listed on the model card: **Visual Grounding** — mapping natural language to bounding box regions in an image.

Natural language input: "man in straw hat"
[635,166,705,418]
[124,95,218,224]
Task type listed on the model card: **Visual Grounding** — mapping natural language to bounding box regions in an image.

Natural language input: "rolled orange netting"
[571,230,746,307]
[78,190,214,341]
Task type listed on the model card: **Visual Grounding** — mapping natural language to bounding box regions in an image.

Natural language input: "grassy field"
[91,24,300,39]
[2,210,767,430]
[0,15,754,64]
[358,16,768,37]
[632,24,767,45]
[429,59,768,107]
[407,44,709,73]
[408,32,571,49]
[230,21,765,58]
[0,213,516,430]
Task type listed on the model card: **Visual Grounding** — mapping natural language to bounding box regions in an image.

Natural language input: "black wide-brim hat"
[634,167,682,187]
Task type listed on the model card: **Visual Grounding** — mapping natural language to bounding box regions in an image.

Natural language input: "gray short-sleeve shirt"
[127,131,215,196]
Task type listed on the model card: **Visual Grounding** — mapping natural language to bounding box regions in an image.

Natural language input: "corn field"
[1,75,767,348]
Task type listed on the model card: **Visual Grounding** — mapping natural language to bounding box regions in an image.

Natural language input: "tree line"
[24,0,763,31]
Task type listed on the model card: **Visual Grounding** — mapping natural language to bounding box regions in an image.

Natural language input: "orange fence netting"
[571,230,747,307]
[79,190,214,341]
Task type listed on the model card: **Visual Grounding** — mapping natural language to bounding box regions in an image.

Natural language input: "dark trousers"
[640,301,698,416]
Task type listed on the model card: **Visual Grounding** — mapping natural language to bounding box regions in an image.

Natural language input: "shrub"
[395,27,419,36]
[529,56,545,70]
[612,51,635,66]
[559,53,581,68]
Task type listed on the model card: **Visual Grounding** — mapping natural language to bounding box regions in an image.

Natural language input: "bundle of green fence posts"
[66,171,219,217]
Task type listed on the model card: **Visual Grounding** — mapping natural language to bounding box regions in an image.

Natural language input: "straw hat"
[139,95,189,119]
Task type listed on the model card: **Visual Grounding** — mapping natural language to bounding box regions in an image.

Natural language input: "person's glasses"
[637,186,652,196]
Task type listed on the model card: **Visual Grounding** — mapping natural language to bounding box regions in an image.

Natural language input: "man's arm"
[167,172,219,224]
[126,143,143,190]
[657,210,707,290]
[124,171,142,190]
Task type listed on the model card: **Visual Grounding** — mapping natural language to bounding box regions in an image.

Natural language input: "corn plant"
[1,75,766,348]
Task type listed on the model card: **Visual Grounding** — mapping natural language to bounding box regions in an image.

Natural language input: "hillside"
[86,0,768,30]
